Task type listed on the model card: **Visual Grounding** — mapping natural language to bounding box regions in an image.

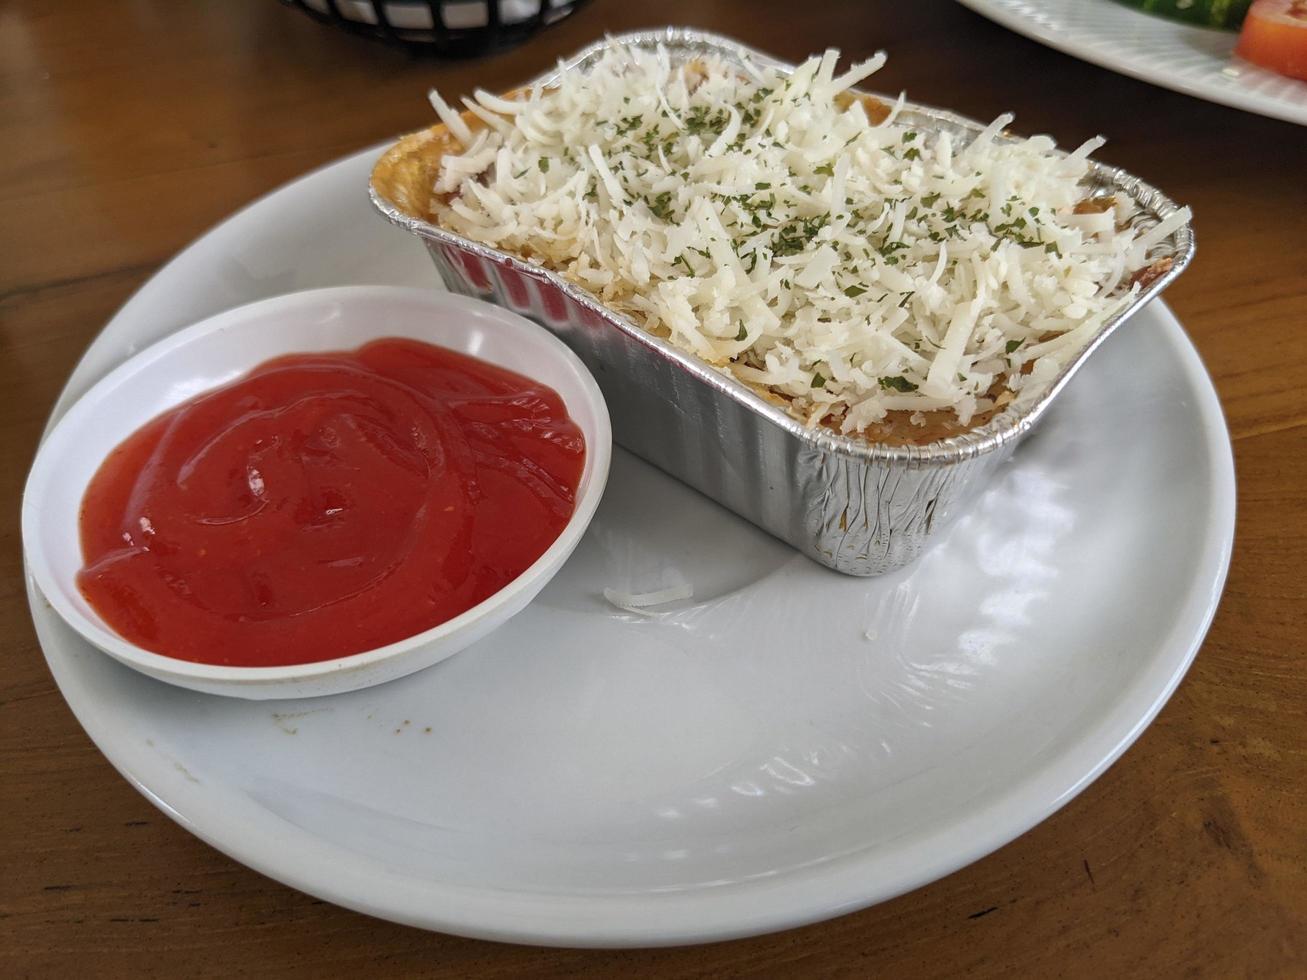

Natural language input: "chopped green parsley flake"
[879,375,918,392]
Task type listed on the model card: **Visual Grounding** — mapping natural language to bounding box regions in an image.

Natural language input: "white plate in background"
[26,145,1235,946]
[957,0,1307,126]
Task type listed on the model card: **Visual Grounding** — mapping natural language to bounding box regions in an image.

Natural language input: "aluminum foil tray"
[368,27,1195,576]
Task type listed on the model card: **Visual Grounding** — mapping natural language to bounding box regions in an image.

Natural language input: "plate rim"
[25,146,1237,947]
[955,0,1307,126]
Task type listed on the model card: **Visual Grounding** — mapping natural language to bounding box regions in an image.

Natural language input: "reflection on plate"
[957,0,1307,126]
[27,146,1235,947]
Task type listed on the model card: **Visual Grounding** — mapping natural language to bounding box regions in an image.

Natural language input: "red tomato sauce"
[77,338,585,667]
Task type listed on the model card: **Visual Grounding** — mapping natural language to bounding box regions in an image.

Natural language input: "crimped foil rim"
[369,26,1196,467]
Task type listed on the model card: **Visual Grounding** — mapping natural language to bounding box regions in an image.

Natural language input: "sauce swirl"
[77,338,585,666]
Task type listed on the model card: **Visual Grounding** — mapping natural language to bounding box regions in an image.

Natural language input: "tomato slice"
[1236,0,1307,80]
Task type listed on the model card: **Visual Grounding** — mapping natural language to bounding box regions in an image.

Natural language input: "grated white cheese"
[426,46,1186,433]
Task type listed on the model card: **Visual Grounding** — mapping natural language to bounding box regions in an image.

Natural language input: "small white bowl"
[23,286,611,700]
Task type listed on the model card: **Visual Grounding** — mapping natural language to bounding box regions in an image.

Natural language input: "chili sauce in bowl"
[23,287,611,699]
[77,338,586,668]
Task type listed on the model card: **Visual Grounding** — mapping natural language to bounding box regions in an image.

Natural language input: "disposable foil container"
[369,28,1195,576]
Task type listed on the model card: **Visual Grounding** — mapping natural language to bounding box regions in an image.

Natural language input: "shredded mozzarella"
[426,46,1187,432]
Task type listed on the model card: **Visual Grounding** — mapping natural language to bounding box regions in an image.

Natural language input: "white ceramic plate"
[28,146,1235,947]
[957,0,1307,126]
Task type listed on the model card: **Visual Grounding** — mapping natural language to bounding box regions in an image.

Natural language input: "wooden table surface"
[3,1,1304,975]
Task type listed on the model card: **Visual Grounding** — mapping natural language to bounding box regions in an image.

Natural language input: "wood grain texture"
[2,1,1304,975]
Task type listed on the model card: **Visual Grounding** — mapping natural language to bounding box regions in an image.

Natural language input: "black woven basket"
[281,0,590,57]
